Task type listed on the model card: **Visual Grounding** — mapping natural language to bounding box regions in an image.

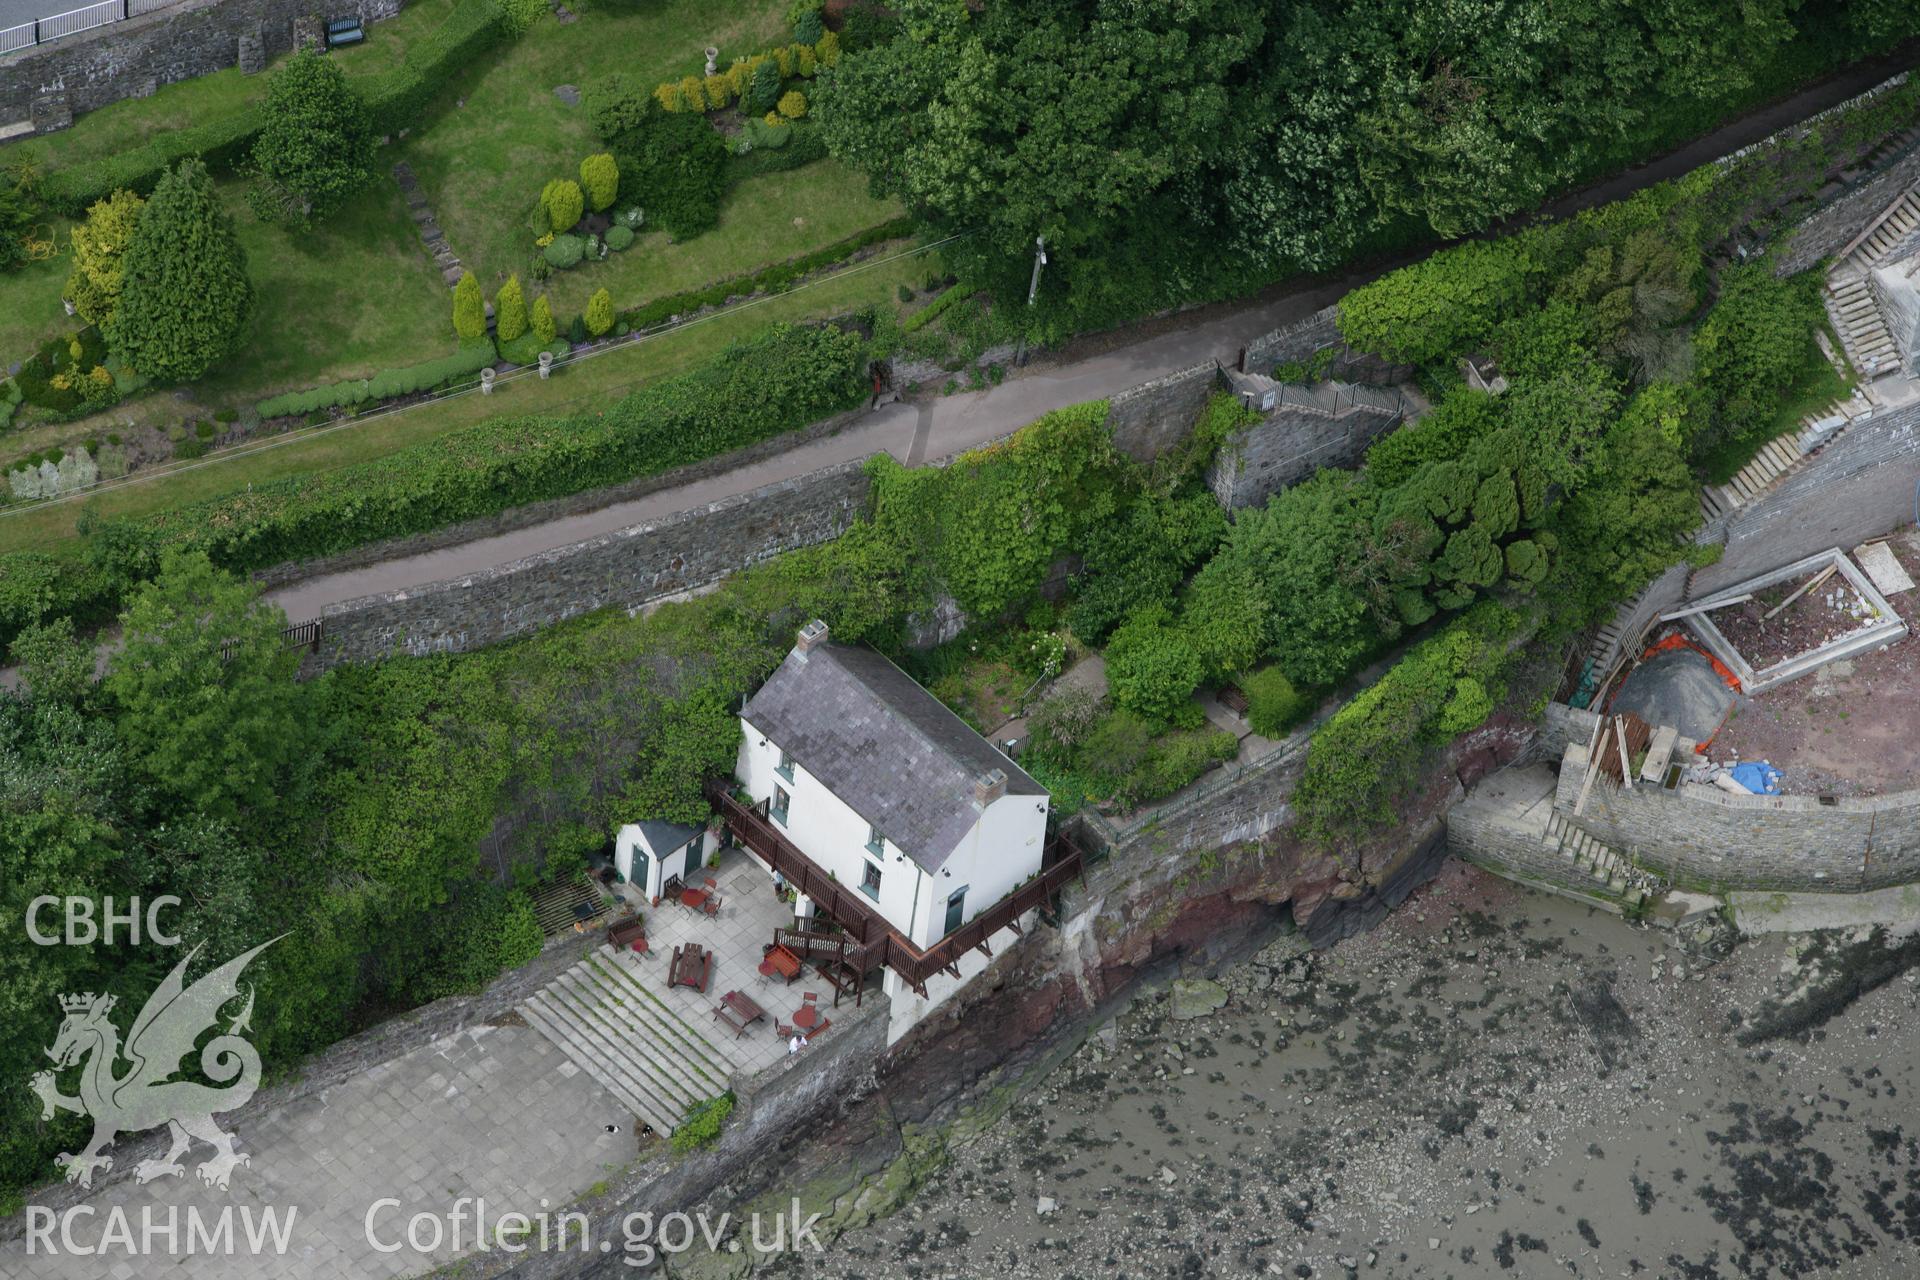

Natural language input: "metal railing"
[3,0,177,57]
[709,782,1085,997]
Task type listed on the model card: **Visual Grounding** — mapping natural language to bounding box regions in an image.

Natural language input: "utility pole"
[1026,234,1047,307]
[1016,234,1047,367]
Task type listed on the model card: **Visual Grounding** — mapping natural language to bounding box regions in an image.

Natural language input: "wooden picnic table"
[713,990,766,1038]
[669,944,711,993]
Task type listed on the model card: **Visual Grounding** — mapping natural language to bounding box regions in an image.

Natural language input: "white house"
[734,620,1053,1042]
[613,819,709,904]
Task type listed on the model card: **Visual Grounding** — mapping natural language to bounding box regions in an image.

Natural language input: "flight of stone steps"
[519,947,735,1136]
[1823,184,1920,377]
[1697,389,1871,521]
[1543,811,1647,907]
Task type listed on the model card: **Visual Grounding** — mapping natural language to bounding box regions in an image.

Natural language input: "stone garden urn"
[480,367,495,395]
[705,46,719,75]
[539,351,554,380]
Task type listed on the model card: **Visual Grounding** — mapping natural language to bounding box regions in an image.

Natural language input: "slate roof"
[740,642,1045,872]
[633,819,702,858]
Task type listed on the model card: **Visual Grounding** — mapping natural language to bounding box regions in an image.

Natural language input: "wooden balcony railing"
[707,781,1084,997]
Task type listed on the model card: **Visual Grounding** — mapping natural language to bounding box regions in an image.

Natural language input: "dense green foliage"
[588,89,730,240]
[106,160,252,383]
[453,270,486,340]
[672,1093,736,1152]
[247,49,376,228]
[816,0,1918,338]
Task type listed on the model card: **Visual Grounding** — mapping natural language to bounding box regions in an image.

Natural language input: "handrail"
[708,782,1084,995]
[3,0,176,57]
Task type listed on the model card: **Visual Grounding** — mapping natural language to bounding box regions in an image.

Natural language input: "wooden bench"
[607,916,648,955]
[758,943,802,984]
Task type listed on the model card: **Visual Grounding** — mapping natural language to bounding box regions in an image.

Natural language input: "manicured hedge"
[255,340,497,418]
[903,281,967,333]
[39,0,509,215]
[616,214,914,331]
[0,323,868,651]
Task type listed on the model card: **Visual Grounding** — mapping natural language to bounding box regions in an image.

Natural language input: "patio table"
[669,944,712,993]
[713,991,766,1038]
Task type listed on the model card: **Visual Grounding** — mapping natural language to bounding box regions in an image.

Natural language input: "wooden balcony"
[706,782,1084,998]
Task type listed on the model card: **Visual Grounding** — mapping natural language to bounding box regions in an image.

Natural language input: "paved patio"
[1,1023,634,1279]
[517,846,872,1135]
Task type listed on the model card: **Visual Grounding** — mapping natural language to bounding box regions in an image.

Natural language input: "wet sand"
[793,862,1920,1279]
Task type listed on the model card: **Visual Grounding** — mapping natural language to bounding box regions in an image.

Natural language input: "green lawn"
[0,247,933,555]
[0,230,73,367]
[535,160,901,317]
[201,176,455,404]
[401,0,789,301]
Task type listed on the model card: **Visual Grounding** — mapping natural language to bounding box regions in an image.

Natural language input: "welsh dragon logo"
[30,939,278,1191]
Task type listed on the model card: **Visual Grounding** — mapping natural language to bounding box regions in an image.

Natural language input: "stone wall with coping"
[1,0,404,129]
[307,460,872,670]
[1556,743,1920,892]
[1105,360,1224,461]
[1772,131,1920,275]
[254,404,872,594]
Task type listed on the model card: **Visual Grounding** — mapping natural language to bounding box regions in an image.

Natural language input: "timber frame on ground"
[1675,547,1907,693]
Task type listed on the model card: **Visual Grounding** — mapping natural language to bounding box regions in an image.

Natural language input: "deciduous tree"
[247,48,375,227]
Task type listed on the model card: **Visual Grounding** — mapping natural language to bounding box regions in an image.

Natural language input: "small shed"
[614,819,706,902]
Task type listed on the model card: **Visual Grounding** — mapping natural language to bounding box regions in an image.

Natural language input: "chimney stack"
[973,768,1007,807]
[795,619,829,654]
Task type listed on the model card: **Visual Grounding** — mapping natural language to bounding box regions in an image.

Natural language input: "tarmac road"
[263,41,1920,625]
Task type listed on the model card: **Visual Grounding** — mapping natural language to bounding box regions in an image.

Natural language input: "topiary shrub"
[605,224,634,251]
[495,274,527,342]
[452,270,486,339]
[777,89,807,120]
[747,59,782,114]
[586,288,614,337]
[539,177,584,233]
[568,313,588,343]
[579,153,619,212]
[543,234,585,269]
[531,294,557,343]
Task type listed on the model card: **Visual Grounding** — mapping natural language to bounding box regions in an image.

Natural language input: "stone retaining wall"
[1105,360,1224,461]
[1,0,403,130]
[308,460,872,669]
[1557,744,1920,892]
[1205,399,1404,510]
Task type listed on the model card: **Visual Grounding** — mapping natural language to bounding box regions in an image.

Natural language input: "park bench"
[326,17,364,48]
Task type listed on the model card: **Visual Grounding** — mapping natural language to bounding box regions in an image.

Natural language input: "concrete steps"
[1543,812,1647,907]
[519,947,735,1135]
[1856,187,1920,266]
[1825,265,1897,376]
[1698,388,1875,522]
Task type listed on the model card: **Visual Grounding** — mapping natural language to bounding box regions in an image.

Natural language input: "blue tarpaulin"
[1730,761,1782,795]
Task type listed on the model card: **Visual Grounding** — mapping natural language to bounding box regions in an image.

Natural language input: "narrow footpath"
[234,46,1920,624]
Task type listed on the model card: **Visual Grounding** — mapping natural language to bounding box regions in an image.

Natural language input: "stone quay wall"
[308,460,871,669]
[1557,744,1920,893]
[1,0,403,130]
